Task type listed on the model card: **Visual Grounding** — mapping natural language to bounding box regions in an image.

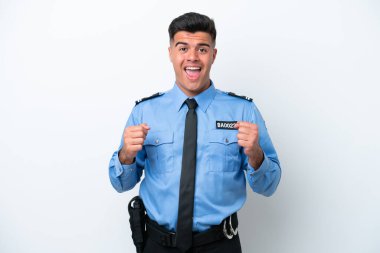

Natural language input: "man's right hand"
[118,123,150,165]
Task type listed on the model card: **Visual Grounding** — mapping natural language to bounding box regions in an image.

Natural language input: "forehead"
[172,31,213,46]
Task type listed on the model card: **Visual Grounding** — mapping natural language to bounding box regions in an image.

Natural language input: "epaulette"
[135,92,164,105]
[227,92,253,102]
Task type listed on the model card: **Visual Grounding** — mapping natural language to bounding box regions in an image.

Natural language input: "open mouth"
[184,66,201,80]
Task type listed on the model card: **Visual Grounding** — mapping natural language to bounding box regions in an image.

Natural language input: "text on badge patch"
[216,121,237,130]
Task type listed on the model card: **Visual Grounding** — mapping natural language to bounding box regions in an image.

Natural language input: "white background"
[1,0,379,252]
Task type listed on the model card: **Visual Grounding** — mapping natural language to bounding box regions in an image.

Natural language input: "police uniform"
[109,81,281,252]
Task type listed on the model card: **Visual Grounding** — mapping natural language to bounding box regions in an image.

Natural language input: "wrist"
[118,150,135,165]
[248,147,264,170]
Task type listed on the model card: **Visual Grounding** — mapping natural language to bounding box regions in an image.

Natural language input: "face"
[169,31,217,97]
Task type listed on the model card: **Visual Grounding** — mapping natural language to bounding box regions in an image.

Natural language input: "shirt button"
[155,139,159,144]
[225,138,229,143]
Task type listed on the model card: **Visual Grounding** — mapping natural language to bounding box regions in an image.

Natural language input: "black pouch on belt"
[128,196,146,253]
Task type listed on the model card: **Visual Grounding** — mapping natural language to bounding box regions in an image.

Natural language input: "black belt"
[146,213,238,248]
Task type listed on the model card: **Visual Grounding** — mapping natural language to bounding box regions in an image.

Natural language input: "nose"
[187,48,199,61]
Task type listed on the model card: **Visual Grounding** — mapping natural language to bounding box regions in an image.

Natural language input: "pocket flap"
[208,130,238,145]
[144,131,174,146]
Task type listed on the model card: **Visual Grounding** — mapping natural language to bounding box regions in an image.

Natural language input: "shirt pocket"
[207,130,241,172]
[144,130,174,173]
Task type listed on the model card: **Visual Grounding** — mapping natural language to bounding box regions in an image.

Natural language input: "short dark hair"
[168,12,217,43]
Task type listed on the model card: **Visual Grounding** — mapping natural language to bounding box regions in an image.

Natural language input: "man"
[109,12,281,253]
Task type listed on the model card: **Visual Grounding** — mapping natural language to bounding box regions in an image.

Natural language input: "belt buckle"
[222,216,238,239]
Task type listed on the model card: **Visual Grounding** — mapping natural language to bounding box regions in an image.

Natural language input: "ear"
[212,48,217,64]
[168,46,173,63]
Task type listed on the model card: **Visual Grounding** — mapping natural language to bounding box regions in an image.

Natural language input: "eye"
[179,47,188,53]
[199,48,208,54]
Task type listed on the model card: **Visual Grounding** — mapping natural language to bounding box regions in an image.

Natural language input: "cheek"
[173,62,184,76]
[202,55,214,66]
[173,57,183,67]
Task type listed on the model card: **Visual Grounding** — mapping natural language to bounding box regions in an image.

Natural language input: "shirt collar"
[169,80,216,113]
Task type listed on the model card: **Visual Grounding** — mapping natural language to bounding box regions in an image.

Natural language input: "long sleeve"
[107,84,282,232]
[108,107,146,193]
[244,103,281,197]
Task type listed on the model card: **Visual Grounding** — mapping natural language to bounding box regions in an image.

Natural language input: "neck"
[175,80,211,97]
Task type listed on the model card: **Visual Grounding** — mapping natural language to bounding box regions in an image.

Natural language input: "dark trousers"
[143,233,242,253]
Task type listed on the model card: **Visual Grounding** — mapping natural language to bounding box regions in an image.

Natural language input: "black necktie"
[176,98,198,252]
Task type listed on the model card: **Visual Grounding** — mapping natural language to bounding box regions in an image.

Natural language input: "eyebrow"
[175,42,211,48]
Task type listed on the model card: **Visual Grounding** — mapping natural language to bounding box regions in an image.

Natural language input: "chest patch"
[216,121,237,130]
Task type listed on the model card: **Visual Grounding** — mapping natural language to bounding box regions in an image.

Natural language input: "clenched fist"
[235,121,264,170]
[118,123,150,165]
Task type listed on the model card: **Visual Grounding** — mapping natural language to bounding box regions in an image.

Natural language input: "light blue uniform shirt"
[109,82,281,232]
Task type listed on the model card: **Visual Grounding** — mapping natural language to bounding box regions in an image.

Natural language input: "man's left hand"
[235,121,264,170]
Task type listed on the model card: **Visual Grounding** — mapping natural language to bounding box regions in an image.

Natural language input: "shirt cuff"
[112,150,137,177]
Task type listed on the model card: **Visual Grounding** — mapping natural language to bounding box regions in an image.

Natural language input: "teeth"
[185,67,201,70]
